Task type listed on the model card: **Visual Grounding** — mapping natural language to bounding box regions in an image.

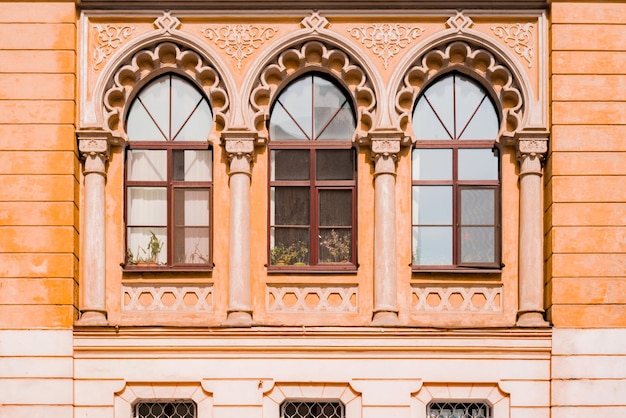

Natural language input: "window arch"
[268,73,357,270]
[124,73,213,270]
[411,72,500,269]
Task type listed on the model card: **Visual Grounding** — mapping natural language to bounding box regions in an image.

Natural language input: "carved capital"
[223,131,257,176]
[516,132,548,176]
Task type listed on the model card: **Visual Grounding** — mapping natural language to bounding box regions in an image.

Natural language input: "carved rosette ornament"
[93,24,135,71]
[491,23,534,68]
[202,24,277,70]
[348,23,424,68]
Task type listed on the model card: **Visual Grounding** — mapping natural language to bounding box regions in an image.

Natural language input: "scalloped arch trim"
[250,41,376,142]
[103,42,229,140]
[396,41,524,144]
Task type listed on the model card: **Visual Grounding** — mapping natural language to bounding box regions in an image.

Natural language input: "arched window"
[411,72,500,269]
[268,74,357,270]
[124,73,213,269]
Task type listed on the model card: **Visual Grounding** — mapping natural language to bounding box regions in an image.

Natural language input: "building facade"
[0,1,624,417]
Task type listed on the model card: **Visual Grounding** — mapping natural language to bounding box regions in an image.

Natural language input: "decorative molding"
[517,138,548,156]
[122,284,214,312]
[300,11,330,31]
[250,41,374,142]
[103,42,229,137]
[92,24,135,71]
[446,11,474,32]
[491,23,534,68]
[153,11,182,32]
[411,285,502,313]
[348,23,424,68]
[115,382,212,418]
[202,24,277,70]
[396,41,524,145]
[267,284,358,313]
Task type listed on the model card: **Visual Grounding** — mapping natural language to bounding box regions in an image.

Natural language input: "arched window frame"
[267,72,358,272]
[411,71,502,271]
[123,72,214,271]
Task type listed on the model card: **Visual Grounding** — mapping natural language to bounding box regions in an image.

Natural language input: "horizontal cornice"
[76,0,548,10]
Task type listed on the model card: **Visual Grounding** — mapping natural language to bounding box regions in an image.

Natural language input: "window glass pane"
[273,77,313,139]
[281,401,344,418]
[412,148,452,180]
[313,78,352,140]
[413,76,454,140]
[126,100,167,141]
[427,402,491,418]
[127,187,167,225]
[271,150,310,180]
[459,97,499,140]
[174,227,210,265]
[269,102,308,140]
[174,189,210,226]
[458,148,499,180]
[461,226,495,263]
[173,150,212,181]
[412,226,452,265]
[127,227,167,265]
[270,228,309,265]
[316,103,355,140]
[173,99,213,141]
[412,186,452,225]
[127,150,167,181]
[316,149,354,180]
[461,189,495,224]
[319,190,352,226]
[319,228,352,263]
[455,75,490,137]
[170,76,208,141]
[273,187,310,225]
[132,76,170,139]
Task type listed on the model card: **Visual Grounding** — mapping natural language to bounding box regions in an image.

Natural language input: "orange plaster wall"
[547,1,626,328]
[0,2,78,329]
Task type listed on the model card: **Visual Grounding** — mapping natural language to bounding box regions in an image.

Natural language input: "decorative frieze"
[348,23,424,68]
[267,285,358,313]
[93,24,135,71]
[202,24,277,70]
[122,284,214,312]
[411,285,502,313]
[491,23,534,68]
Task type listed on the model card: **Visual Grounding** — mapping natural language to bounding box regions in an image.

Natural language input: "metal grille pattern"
[135,401,196,418]
[281,401,345,418]
[427,401,491,418]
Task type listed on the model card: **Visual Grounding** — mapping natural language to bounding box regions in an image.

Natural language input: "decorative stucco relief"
[411,285,502,313]
[250,40,375,141]
[348,23,424,68]
[491,23,534,68]
[103,42,229,138]
[122,284,214,312]
[202,24,277,70]
[396,40,524,145]
[93,24,135,71]
[267,285,358,313]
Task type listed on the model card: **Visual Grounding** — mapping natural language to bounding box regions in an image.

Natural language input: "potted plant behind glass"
[270,243,291,266]
[291,241,309,266]
[131,231,164,266]
[320,229,351,263]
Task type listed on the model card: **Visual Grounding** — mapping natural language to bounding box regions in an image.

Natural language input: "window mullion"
[310,148,318,265]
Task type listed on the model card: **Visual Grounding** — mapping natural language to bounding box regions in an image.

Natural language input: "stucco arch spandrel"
[92,34,234,143]
[392,33,536,146]
[241,14,381,142]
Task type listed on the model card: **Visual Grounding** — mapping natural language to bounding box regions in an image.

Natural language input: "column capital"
[367,131,407,176]
[222,131,257,176]
[77,129,112,158]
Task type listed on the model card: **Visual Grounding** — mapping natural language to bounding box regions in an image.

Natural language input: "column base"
[222,311,253,327]
[75,311,108,326]
[516,311,550,327]
[371,310,400,326]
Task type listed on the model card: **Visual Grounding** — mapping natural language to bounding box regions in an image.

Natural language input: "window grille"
[134,401,196,418]
[427,401,491,418]
[281,401,345,418]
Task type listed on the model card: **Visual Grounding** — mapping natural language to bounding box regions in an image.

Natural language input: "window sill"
[411,266,502,274]
[267,264,357,274]
[122,264,213,273]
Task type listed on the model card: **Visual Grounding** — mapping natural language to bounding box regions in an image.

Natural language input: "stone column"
[223,134,255,326]
[370,136,401,326]
[76,131,110,326]
[516,134,550,327]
